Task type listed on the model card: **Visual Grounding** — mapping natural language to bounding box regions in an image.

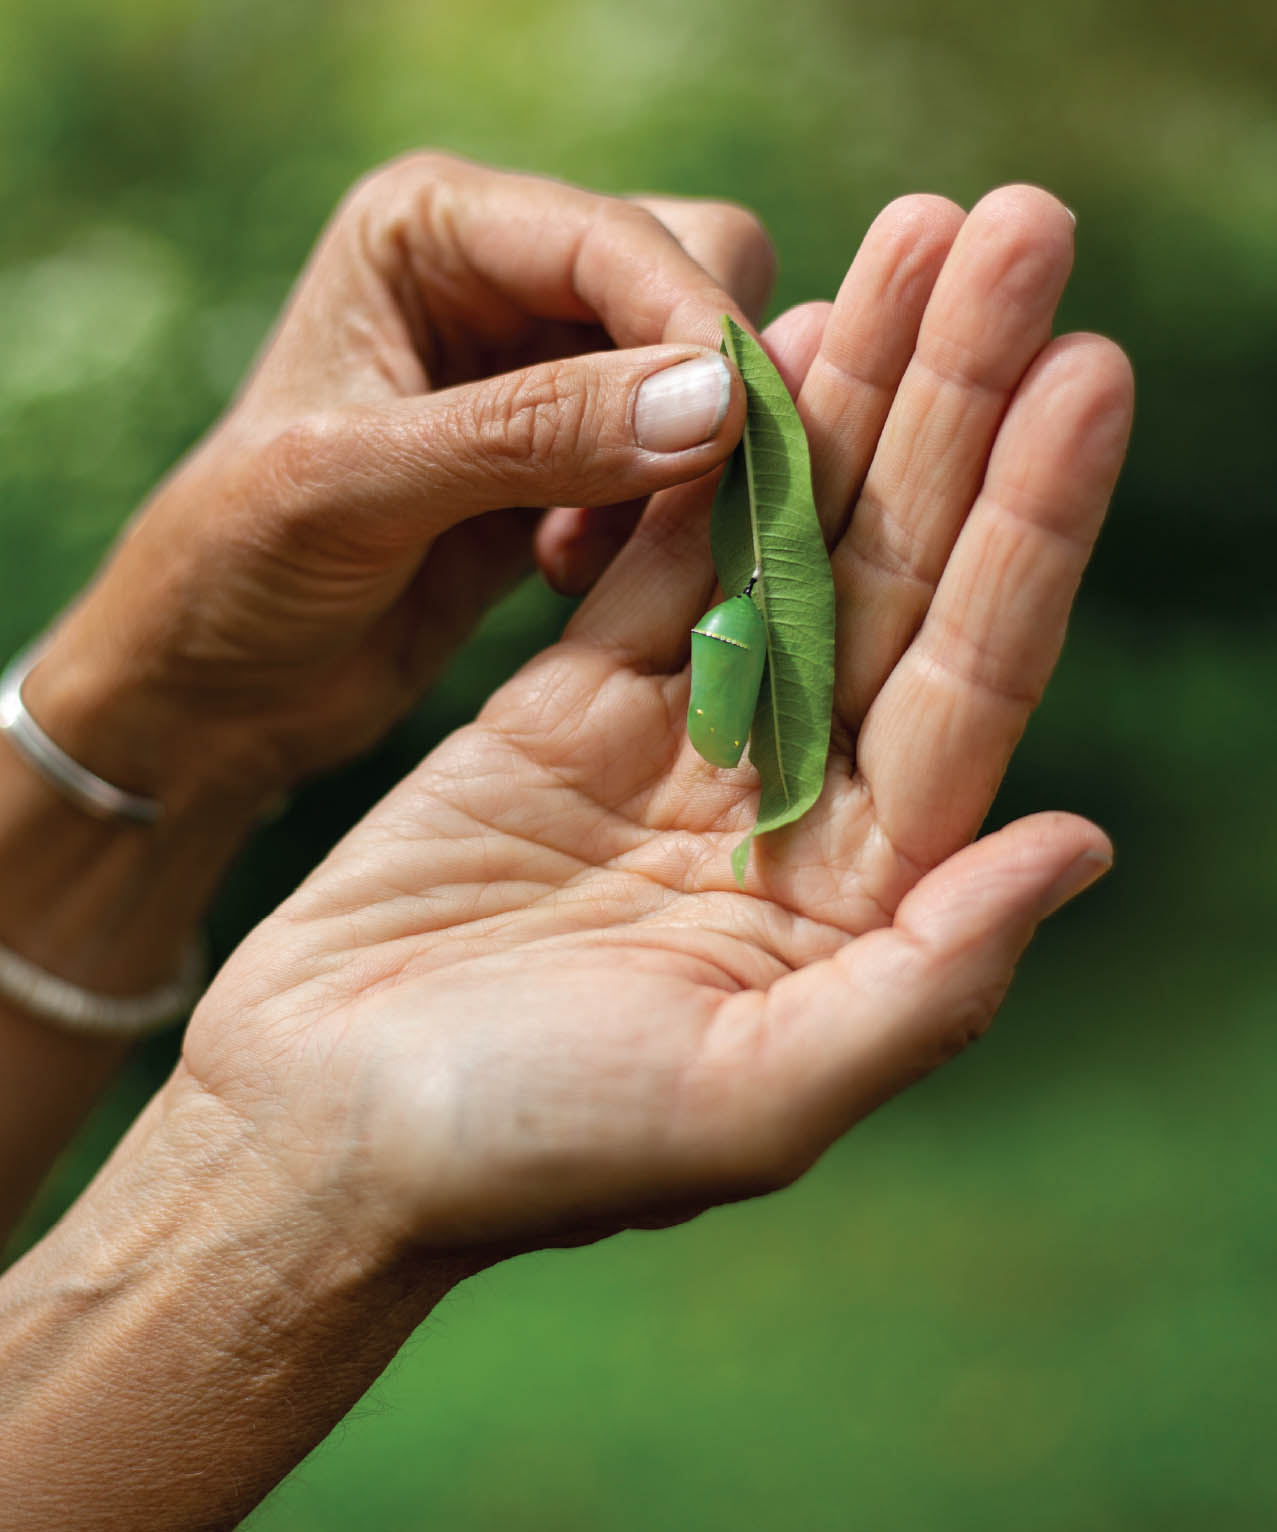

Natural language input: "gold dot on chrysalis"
[695,708,703,716]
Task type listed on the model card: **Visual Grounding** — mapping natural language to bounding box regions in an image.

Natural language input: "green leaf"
[708,433,753,601]
[711,315,835,886]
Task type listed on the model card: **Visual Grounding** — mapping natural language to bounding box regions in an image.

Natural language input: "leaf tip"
[720,312,749,356]
[730,836,752,889]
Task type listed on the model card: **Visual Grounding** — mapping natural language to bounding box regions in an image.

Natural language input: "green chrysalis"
[687,590,766,768]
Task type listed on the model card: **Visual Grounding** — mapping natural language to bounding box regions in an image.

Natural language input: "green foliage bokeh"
[2,1,1275,1526]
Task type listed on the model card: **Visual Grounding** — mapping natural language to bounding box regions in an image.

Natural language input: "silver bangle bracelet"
[0,933,206,1037]
[0,643,164,825]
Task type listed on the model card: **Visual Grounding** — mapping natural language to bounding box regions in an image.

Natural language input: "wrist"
[19,608,284,817]
[1,1071,469,1530]
[131,1066,437,1298]
[0,615,277,995]
[0,731,247,1008]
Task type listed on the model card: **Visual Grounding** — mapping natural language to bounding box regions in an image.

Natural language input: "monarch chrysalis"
[687,591,766,768]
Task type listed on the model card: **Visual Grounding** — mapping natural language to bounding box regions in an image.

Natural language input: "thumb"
[701,813,1113,1192]
[347,345,743,538]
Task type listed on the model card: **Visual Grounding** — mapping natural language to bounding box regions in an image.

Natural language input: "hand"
[26,155,774,801]
[175,185,1132,1262]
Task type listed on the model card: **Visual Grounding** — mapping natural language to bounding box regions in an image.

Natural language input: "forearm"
[0,996,126,1243]
[0,627,271,1238]
[0,1069,464,1531]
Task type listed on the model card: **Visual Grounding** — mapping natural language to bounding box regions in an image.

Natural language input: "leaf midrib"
[738,349,797,813]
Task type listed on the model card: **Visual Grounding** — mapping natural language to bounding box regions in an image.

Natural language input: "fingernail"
[1041,848,1111,917]
[1064,205,1078,226]
[634,355,731,453]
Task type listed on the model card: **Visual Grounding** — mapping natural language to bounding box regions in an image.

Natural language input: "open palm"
[181,186,1132,1262]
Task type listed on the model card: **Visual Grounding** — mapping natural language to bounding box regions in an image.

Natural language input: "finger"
[857,333,1134,870]
[320,345,745,540]
[831,185,1077,739]
[265,154,764,402]
[535,196,777,597]
[397,506,542,687]
[631,196,777,323]
[798,194,965,542]
[535,303,832,597]
[705,813,1111,1187]
[567,305,832,667]
[759,300,832,398]
[533,500,647,597]
[567,189,971,668]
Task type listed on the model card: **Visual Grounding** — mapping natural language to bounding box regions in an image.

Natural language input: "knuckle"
[599,198,666,245]
[871,195,964,284]
[708,199,775,257]
[474,364,592,470]
[342,149,457,211]
[251,414,384,558]
[631,194,772,263]
[671,200,777,302]
[259,414,348,505]
[332,151,465,262]
[938,979,1008,1059]
[720,206,778,295]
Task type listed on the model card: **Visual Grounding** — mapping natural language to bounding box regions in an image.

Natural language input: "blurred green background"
[3,0,1276,1526]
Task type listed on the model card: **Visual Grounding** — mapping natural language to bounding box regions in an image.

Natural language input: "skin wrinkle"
[376,205,440,382]
[813,326,906,403]
[872,212,964,312]
[616,206,709,346]
[917,605,1058,710]
[340,778,621,917]
[641,200,774,322]
[492,363,595,473]
[384,162,509,379]
[977,485,1100,553]
[802,202,962,527]
[4,1076,436,1526]
[627,909,804,987]
[878,375,995,505]
[483,695,677,819]
[839,765,937,907]
[315,866,574,964]
[473,745,652,856]
[571,203,639,343]
[662,288,719,349]
[558,925,772,997]
[308,187,433,397]
[381,233,436,388]
[272,745,863,1008]
[841,493,943,592]
[913,340,1027,401]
